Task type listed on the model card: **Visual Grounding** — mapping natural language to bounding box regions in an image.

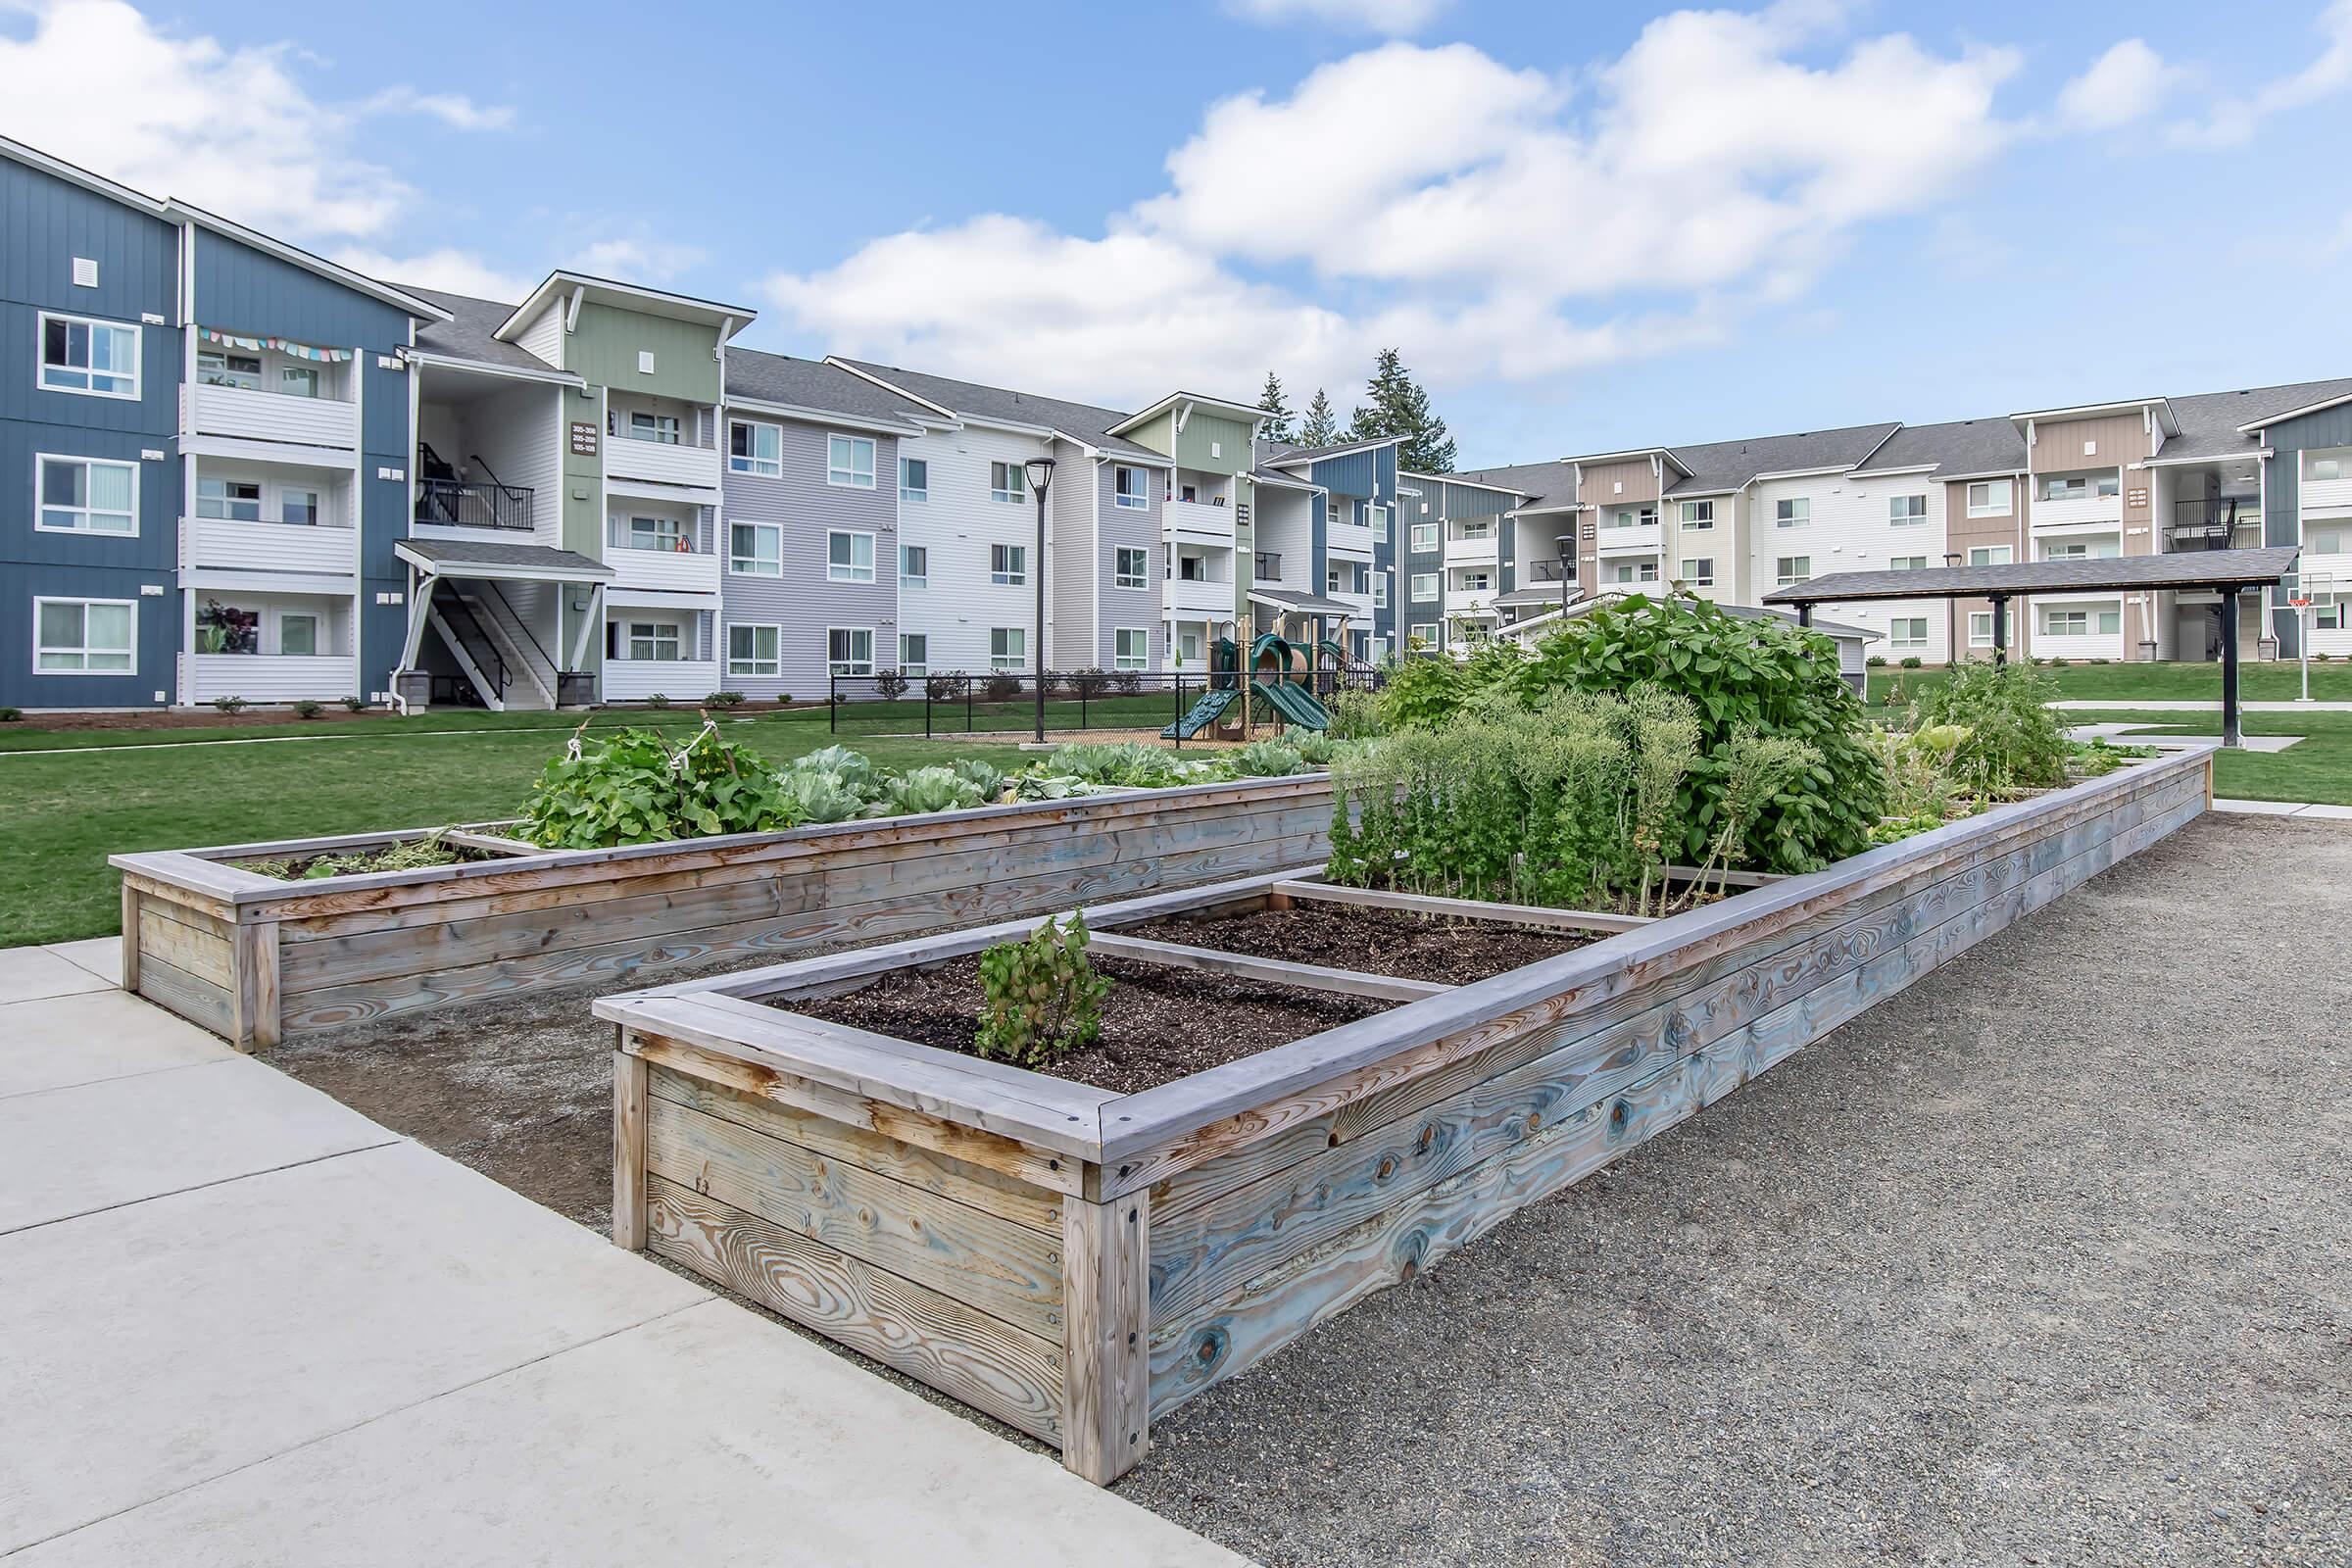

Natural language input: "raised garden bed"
[108,774,1335,1050]
[596,743,2211,1485]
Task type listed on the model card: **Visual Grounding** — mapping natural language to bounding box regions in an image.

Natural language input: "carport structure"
[1763,546,2300,748]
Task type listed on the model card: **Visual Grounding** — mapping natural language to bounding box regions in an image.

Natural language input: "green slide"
[1251,679,1331,731]
[1161,685,1240,739]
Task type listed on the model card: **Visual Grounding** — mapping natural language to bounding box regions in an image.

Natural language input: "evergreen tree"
[1298,387,1341,448]
[1256,371,1296,445]
[1349,348,1456,473]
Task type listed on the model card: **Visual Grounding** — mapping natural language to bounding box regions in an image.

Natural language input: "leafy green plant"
[1899,656,1923,669]
[340,695,366,712]
[973,913,1111,1066]
[243,828,474,882]
[1909,661,2070,792]
[518,726,797,848]
[1866,655,1887,667]
[0,707,21,723]
[1048,742,1188,789]
[884,765,985,814]
[1324,687,1385,740]
[790,744,884,801]
[294,700,324,720]
[646,693,671,710]
[705,691,745,709]
[1375,656,1471,731]
[1290,730,1338,766]
[1233,739,1306,776]
[211,695,249,714]
[951,758,1007,801]
[2071,737,2154,777]
[779,768,866,823]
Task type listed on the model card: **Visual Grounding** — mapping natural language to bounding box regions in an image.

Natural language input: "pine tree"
[1349,348,1456,473]
[1257,371,1296,445]
[1298,387,1341,449]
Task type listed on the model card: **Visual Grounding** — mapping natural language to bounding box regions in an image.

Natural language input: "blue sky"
[3,0,2347,466]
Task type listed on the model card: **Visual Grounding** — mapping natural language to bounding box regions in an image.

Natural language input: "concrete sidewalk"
[0,940,1244,1567]
[2051,698,2352,711]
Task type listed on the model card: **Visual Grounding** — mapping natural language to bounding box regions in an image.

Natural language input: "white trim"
[400,348,583,388]
[727,518,784,577]
[725,416,784,477]
[33,451,141,537]
[32,595,138,674]
[2238,390,2352,433]
[495,270,754,341]
[1105,389,1266,437]
[825,625,876,676]
[1113,545,1151,590]
[1401,468,1528,498]
[1112,626,1150,670]
[0,133,170,217]
[724,621,783,678]
[721,392,920,435]
[826,528,877,582]
[36,310,142,401]
[819,359,959,419]
[826,432,877,489]
[899,542,929,589]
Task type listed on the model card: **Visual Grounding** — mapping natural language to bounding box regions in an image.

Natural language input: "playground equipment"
[1161,627,1338,739]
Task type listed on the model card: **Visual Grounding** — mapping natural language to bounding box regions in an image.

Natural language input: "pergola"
[1762,546,2301,748]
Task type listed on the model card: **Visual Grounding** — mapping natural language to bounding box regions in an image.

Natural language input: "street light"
[1023,457,1056,744]
[1942,551,1962,665]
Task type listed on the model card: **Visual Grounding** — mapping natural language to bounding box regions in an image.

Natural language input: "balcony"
[605,659,720,703]
[606,432,721,492]
[606,543,721,597]
[1167,499,1237,543]
[185,382,358,452]
[1168,575,1234,619]
[185,653,358,705]
[1594,522,1663,557]
[2301,475,2352,517]
[185,517,355,576]
[1443,528,1500,565]
[1327,518,1376,559]
[415,478,532,532]
[2032,493,2122,530]
[2167,498,2259,552]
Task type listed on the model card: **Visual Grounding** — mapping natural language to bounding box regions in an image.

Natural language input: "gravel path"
[1114,812,2352,1566]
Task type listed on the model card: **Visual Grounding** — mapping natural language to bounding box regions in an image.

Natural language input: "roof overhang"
[1846,464,1942,479]
[2238,389,2352,432]
[169,201,451,322]
[1272,435,1404,467]
[0,134,169,218]
[1248,588,1357,616]
[2010,397,2180,439]
[1106,391,1266,438]
[497,270,755,342]
[396,540,612,583]
[1403,468,1533,499]
[1250,469,1323,493]
[721,394,923,436]
[2142,447,2273,468]
[1763,545,2299,606]
[1570,447,1690,479]
[403,349,584,389]
[1505,500,1585,518]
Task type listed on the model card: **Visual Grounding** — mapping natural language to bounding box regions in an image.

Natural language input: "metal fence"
[824,666,1385,742]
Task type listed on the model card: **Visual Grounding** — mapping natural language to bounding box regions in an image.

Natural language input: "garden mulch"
[1124,901,1593,986]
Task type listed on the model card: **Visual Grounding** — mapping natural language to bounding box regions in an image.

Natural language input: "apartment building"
[1254,434,1402,661]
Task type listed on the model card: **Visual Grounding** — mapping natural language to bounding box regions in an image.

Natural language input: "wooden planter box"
[597,746,2212,1484]
[108,775,1335,1050]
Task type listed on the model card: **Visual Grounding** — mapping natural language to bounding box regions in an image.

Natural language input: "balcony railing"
[2167,497,2258,551]
[186,382,359,451]
[416,478,533,531]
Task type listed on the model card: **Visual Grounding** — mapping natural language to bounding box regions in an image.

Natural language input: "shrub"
[872,669,909,701]
[705,691,745,710]
[2049,657,2071,667]
[925,670,970,702]
[646,693,671,710]
[1909,661,2070,792]
[973,914,1111,1066]
[1867,655,1887,667]
[210,695,249,714]
[518,726,796,848]
[1899,656,1923,669]
[1375,656,1471,731]
[1109,667,1144,695]
[983,671,1023,703]
[0,707,20,723]
[340,696,367,712]
[294,700,324,720]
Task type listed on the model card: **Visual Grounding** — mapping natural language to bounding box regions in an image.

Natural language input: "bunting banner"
[197,325,352,363]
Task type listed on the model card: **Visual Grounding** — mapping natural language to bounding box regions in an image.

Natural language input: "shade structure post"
[2220,589,2242,749]
[1989,594,2010,666]
[1796,604,1812,627]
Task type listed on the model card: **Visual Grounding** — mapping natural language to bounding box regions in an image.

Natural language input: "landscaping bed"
[1121,901,1597,985]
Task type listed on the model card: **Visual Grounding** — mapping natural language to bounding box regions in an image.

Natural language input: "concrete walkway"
[0,941,1243,1567]
[2050,698,2352,711]
[2212,797,2352,819]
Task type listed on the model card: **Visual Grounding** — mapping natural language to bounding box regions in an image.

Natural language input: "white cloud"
[2172,0,2352,146]
[361,85,518,133]
[1225,0,1452,35]
[328,247,535,302]
[2055,38,2180,131]
[575,235,708,286]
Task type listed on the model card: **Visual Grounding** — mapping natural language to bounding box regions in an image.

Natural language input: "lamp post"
[1023,457,1056,744]
[1942,551,1962,665]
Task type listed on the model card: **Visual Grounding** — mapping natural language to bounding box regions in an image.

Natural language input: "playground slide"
[1161,685,1239,739]
[1251,679,1331,731]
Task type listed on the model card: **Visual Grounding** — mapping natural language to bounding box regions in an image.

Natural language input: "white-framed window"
[1775,498,1809,528]
[901,545,928,588]
[1455,516,1494,540]
[626,410,681,445]
[280,488,320,526]
[1613,561,1660,583]
[827,626,874,675]
[36,455,138,536]
[1114,466,1149,509]
[2043,609,2090,637]
[1369,505,1390,542]
[1114,628,1149,670]
[623,620,681,662]
[1681,500,1714,528]
[2306,451,2347,483]
[990,462,1027,504]
[1684,557,1716,588]
[827,530,876,582]
[622,514,688,553]
[1606,507,1654,530]
[1455,569,1493,593]
[990,626,1026,671]
[1373,571,1389,609]
[2042,540,2121,561]
[2099,609,2122,635]
[1410,521,1438,553]
[279,612,318,656]
[1969,545,2012,566]
[729,520,782,576]
[278,365,319,400]
[1889,494,1928,526]
[197,347,260,390]
[1775,556,1811,587]
[197,477,264,522]
[2039,471,2119,502]
[2309,525,2347,555]
[1410,572,1438,601]
[2313,593,2344,631]
[1114,547,1149,589]
[991,543,1026,585]
[727,623,781,677]
[35,597,135,672]
[1968,608,2015,648]
[1889,555,1929,570]
[1407,621,1441,650]
[899,633,929,676]
[41,313,140,399]
[1966,479,2013,516]
[900,457,928,501]
[827,434,876,489]
[727,420,782,477]
[1889,616,1928,651]
[1327,567,1341,595]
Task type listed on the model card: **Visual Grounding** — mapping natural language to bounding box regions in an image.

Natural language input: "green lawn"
[0,724,1033,949]
[2057,708,2352,808]
[1865,660,2352,706]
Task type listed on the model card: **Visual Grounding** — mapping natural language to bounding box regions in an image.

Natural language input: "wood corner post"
[1059,1186,1151,1486]
[230,919,281,1053]
[612,1045,651,1251]
[120,881,141,993]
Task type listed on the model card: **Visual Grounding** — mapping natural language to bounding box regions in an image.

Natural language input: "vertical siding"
[1943,475,2028,659]
[565,304,721,404]
[1096,458,1162,668]
[1049,440,1093,667]
[892,421,1051,675]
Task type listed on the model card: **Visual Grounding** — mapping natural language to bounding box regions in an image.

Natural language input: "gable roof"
[405,286,569,374]
[724,347,931,428]
[1661,421,1901,496]
[1262,434,1403,467]
[1450,460,1573,505]
[495,270,755,342]
[0,133,169,218]
[1104,390,1267,438]
[829,359,1169,461]
[2167,375,2352,463]
[1848,416,2026,479]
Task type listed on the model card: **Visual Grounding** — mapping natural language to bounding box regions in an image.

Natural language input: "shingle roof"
[1661,422,1901,496]
[1450,460,1573,505]
[1260,434,1402,466]
[402,285,564,373]
[1847,416,2026,478]
[1763,546,2299,605]
[395,538,611,577]
[831,359,1167,461]
[2159,376,2352,464]
[724,347,931,426]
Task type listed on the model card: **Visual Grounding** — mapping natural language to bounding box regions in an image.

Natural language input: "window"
[2098,609,2123,636]
[1254,552,1283,580]
[991,543,1026,585]
[1966,479,2013,516]
[36,456,137,535]
[197,349,261,391]
[1114,628,1149,670]
[1685,557,1716,588]
[197,477,263,523]
[2044,610,2090,637]
[279,613,318,657]
[2310,526,2347,555]
[2308,453,2345,483]
[278,366,319,400]
[1455,569,1492,593]
[899,634,929,677]
[728,420,782,477]
[901,545,928,587]
[990,626,1026,671]
[729,521,782,576]
[1681,500,1714,528]
[1968,545,2012,567]
[827,530,875,583]
[827,434,876,488]
[280,489,320,526]
[1456,517,1494,540]
[827,627,874,676]
[2312,594,2344,631]
[1373,572,1388,609]
[1369,505,1390,541]
[626,410,681,445]
[1889,617,1928,651]
[1410,521,1438,553]
[2039,471,2119,502]
[901,457,928,501]
[1889,555,1929,571]
[1888,494,1928,526]
[41,314,140,399]
[1410,572,1438,601]
[1407,622,1441,650]
[2041,540,2120,561]
[1968,609,2014,648]
[1775,498,1809,528]
[727,624,781,677]
[990,462,1027,504]
[624,620,681,662]
[1114,466,1149,509]
[34,598,135,672]
[1606,507,1654,530]
[1115,547,1149,589]
[1775,556,1811,587]
[623,514,688,553]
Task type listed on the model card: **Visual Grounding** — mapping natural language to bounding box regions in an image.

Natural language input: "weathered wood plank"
[1086,932,1451,1004]
[137,903,233,990]
[229,921,281,1053]
[1272,878,1653,934]
[119,881,140,992]
[117,870,237,926]
[613,1052,650,1250]
[1061,1192,1151,1484]
[134,950,232,1037]
[646,1095,1066,1340]
[647,1177,1065,1444]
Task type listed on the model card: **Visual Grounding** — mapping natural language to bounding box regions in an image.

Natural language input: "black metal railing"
[435,595,508,702]
[416,477,532,531]
[2167,496,2257,550]
[824,665,1387,743]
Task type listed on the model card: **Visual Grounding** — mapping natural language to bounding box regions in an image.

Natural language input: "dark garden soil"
[790,954,1392,1096]
[1125,900,1594,986]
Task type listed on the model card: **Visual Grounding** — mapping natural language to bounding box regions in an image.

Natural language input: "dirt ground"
[268,812,2352,1566]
